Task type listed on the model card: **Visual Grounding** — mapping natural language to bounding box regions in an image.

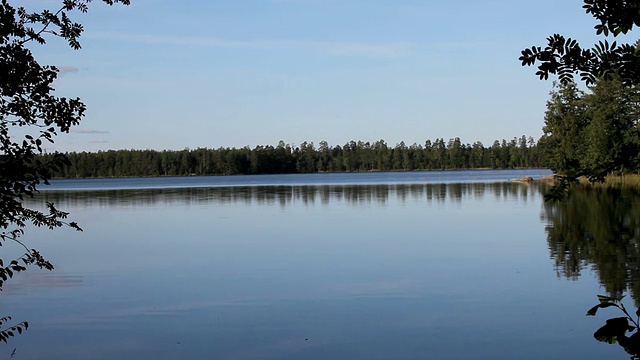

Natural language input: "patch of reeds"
[577,173,640,189]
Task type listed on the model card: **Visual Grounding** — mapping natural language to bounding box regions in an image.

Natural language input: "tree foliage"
[0,0,128,342]
[49,136,544,178]
[519,0,640,86]
[538,78,640,181]
[521,0,640,199]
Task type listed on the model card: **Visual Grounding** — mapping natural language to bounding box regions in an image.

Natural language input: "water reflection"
[541,185,640,358]
[33,184,640,316]
[31,182,540,209]
[14,179,637,359]
[2,272,83,293]
[541,186,640,303]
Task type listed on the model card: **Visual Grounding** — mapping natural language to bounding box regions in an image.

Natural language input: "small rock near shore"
[511,176,534,183]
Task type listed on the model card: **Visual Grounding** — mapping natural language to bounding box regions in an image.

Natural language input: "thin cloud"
[326,42,410,57]
[90,31,411,58]
[89,139,109,144]
[57,66,79,75]
[71,128,110,134]
[271,0,328,3]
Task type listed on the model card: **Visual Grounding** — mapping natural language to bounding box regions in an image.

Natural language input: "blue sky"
[31,0,610,152]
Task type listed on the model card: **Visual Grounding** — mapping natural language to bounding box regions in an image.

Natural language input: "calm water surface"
[3,169,638,359]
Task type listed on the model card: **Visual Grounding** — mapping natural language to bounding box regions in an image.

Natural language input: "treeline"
[54,136,544,178]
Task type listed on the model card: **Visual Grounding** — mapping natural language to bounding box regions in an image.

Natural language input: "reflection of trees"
[29,182,541,209]
[542,186,640,304]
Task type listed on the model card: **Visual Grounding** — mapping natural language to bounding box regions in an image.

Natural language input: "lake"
[3,169,639,359]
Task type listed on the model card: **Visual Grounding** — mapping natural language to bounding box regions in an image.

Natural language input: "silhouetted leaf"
[598,294,623,304]
[595,317,630,344]
[587,303,616,316]
[621,331,640,357]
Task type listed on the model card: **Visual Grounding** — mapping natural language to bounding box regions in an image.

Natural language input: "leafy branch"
[0,0,128,345]
[519,36,640,87]
[0,317,27,344]
[587,295,640,357]
[520,0,640,87]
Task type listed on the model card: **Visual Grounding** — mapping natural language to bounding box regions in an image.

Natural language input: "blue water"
[2,169,625,359]
[45,169,553,190]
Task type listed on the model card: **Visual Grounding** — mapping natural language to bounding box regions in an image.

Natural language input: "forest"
[52,136,543,178]
[538,78,640,182]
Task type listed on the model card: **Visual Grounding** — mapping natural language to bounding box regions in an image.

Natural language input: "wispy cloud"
[89,139,109,144]
[326,43,408,57]
[57,66,79,75]
[270,0,327,3]
[71,128,110,134]
[90,31,411,58]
